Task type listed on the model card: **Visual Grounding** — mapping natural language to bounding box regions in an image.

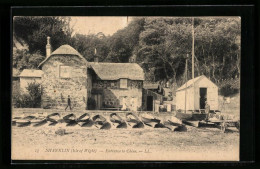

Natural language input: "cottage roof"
[89,62,144,80]
[176,75,217,92]
[143,82,159,90]
[38,45,87,68]
[19,69,43,78]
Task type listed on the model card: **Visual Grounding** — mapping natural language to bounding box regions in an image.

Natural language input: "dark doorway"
[200,88,207,109]
[93,94,102,110]
[147,96,153,111]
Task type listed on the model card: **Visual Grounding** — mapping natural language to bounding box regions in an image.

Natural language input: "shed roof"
[19,69,43,78]
[38,45,87,68]
[176,75,217,92]
[89,62,144,80]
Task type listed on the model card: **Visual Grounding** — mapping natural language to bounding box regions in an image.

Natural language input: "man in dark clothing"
[65,95,72,111]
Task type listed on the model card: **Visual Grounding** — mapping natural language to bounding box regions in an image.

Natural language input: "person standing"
[205,101,210,121]
[65,95,72,111]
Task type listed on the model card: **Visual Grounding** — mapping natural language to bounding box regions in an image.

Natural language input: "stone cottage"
[89,62,144,111]
[36,37,144,110]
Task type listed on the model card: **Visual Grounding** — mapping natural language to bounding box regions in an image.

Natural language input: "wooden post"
[192,17,195,111]
[185,54,188,114]
[192,17,195,80]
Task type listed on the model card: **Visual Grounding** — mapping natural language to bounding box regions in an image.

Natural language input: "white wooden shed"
[176,75,218,111]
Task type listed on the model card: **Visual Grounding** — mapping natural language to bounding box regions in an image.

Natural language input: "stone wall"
[41,55,88,109]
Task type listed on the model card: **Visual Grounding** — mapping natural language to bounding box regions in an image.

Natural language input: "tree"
[106,18,145,62]
[137,17,191,82]
[70,33,109,62]
[13,49,45,70]
[135,17,240,85]
[13,16,73,55]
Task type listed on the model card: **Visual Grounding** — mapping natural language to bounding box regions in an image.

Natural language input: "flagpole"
[192,17,195,80]
[192,17,195,111]
[185,54,188,114]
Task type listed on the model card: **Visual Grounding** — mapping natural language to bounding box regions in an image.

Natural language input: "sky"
[70,17,133,36]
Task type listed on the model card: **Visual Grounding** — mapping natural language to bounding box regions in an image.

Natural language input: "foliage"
[13,16,241,92]
[13,16,73,54]
[13,16,72,70]
[136,17,240,85]
[105,18,145,62]
[13,49,45,71]
[219,84,239,97]
[13,81,43,108]
[70,33,109,62]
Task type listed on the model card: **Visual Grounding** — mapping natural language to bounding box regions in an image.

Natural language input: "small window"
[60,66,71,78]
[111,82,115,88]
[120,79,128,89]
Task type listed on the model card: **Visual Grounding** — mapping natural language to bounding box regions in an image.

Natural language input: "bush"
[13,81,43,108]
[220,84,239,97]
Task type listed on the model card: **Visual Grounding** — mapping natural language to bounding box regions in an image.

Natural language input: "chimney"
[46,36,52,57]
[94,48,98,62]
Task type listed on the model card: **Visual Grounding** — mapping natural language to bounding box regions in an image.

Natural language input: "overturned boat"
[63,113,77,126]
[23,115,37,120]
[16,119,31,127]
[141,114,160,127]
[77,113,94,127]
[31,117,47,127]
[162,116,186,131]
[93,114,111,130]
[46,113,61,125]
[126,112,144,128]
[110,113,127,129]
[168,116,182,126]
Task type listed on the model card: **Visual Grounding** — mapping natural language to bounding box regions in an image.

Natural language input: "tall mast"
[192,17,195,79]
[185,54,188,114]
[192,17,195,111]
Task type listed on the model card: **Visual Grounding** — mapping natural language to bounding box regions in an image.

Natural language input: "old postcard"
[11,16,240,161]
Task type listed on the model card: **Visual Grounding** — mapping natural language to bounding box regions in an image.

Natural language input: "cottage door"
[93,94,102,110]
[200,88,207,109]
[147,96,153,111]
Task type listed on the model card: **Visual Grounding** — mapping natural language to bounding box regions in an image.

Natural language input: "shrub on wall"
[220,84,239,97]
[13,81,43,108]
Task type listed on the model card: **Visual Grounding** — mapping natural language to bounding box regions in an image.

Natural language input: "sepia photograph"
[11,16,240,161]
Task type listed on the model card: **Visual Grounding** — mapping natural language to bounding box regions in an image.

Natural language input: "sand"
[11,121,239,161]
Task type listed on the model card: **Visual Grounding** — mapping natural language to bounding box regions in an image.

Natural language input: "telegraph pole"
[185,54,188,114]
[192,17,195,111]
[192,17,195,79]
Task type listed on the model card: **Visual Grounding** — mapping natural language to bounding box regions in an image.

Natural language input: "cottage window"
[111,82,115,88]
[120,79,128,89]
[60,66,71,78]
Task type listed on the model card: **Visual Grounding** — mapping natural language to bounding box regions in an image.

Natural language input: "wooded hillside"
[13,16,240,95]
